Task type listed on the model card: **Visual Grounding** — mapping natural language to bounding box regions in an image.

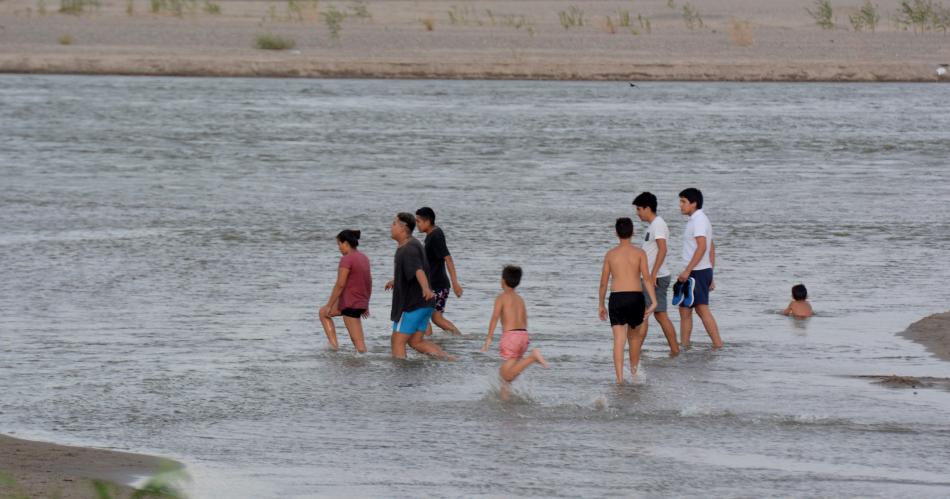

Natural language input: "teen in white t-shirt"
[677,188,723,349]
[644,216,671,278]
[633,192,680,356]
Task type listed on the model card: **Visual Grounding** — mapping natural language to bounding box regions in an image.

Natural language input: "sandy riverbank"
[901,311,950,362]
[1,0,949,81]
[0,434,183,499]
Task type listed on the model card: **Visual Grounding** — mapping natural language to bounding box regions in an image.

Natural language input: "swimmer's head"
[615,217,634,240]
[792,284,808,301]
[502,265,522,289]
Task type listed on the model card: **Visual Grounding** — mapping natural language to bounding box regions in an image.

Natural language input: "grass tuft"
[558,5,584,29]
[849,0,879,31]
[348,0,370,19]
[806,0,835,29]
[58,34,73,44]
[420,16,434,31]
[59,0,100,15]
[321,4,345,39]
[203,0,220,14]
[894,0,950,33]
[255,33,296,50]
[681,3,703,29]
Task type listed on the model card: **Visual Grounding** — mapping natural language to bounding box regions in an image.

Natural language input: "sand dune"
[1,0,949,80]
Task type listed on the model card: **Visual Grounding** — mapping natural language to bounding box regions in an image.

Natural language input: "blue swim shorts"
[682,268,713,308]
[392,307,435,335]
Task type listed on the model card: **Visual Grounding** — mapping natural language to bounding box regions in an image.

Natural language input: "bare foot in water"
[531,348,549,368]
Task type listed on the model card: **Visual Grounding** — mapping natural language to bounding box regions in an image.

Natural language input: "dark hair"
[679,187,704,209]
[415,207,436,224]
[792,284,808,301]
[632,192,658,213]
[396,212,415,233]
[615,217,634,239]
[502,265,522,288]
[336,229,361,248]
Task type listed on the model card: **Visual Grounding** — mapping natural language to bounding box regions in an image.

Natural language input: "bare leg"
[679,306,693,348]
[612,325,628,384]
[499,349,548,383]
[341,316,367,353]
[499,380,512,401]
[408,332,455,360]
[694,304,723,348]
[391,333,410,359]
[431,311,461,335]
[319,305,339,350]
[654,312,680,356]
[627,325,647,379]
[424,322,433,336]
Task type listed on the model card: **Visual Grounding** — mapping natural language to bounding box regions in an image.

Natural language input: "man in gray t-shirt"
[384,213,454,360]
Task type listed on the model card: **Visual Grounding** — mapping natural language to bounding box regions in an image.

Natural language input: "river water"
[2,75,950,497]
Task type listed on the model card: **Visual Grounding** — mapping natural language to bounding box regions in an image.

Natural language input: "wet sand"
[1,0,949,81]
[0,434,182,499]
[901,311,950,362]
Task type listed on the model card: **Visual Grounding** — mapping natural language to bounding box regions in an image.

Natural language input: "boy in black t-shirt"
[415,207,463,335]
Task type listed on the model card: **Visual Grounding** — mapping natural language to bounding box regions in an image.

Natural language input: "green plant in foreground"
[850,0,879,31]
[321,4,345,39]
[93,460,186,499]
[682,2,704,29]
[806,0,835,29]
[255,33,296,49]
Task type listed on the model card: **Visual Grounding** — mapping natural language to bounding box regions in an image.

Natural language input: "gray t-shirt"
[391,238,433,321]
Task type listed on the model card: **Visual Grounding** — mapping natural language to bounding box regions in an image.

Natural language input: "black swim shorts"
[608,291,645,328]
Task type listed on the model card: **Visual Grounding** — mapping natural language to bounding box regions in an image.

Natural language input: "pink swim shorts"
[499,329,530,360]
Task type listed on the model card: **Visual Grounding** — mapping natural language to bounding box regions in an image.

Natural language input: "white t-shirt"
[641,216,671,278]
[682,209,713,271]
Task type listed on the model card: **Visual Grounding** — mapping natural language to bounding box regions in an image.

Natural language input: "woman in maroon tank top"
[319,229,372,352]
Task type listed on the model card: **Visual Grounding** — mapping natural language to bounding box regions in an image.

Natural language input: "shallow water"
[2,75,950,498]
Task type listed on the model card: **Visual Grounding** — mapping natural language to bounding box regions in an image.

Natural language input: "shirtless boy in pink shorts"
[481,265,548,396]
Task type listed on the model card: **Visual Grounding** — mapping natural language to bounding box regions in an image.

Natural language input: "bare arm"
[482,296,503,351]
[415,269,435,300]
[653,238,668,282]
[324,267,351,309]
[782,301,793,316]
[445,255,463,297]
[598,256,610,321]
[678,236,707,282]
[640,255,657,317]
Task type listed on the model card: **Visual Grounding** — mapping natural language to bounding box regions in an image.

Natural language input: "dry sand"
[1,0,949,80]
[0,434,182,499]
[901,311,950,362]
